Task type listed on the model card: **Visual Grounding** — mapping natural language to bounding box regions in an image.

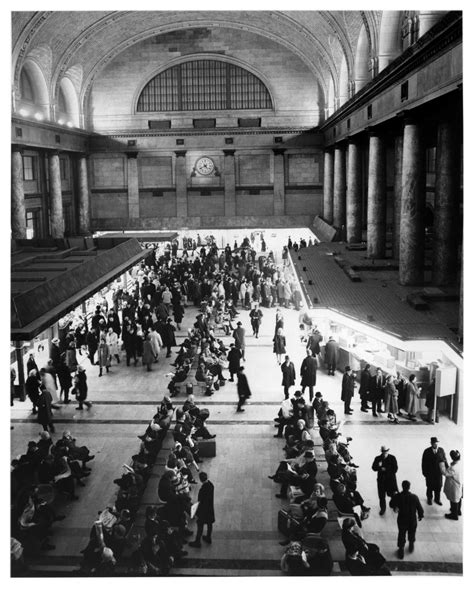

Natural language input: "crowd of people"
[11,431,95,571]
[11,232,462,576]
[270,386,391,576]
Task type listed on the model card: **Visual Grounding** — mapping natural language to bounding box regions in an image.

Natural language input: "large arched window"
[137,60,273,112]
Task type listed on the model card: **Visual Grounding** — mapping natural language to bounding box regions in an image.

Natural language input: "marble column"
[367,130,386,258]
[273,148,286,216]
[175,151,188,218]
[346,138,362,243]
[78,155,91,234]
[333,144,346,229]
[323,149,334,224]
[11,147,27,239]
[392,134,404,260]
[399,117,425,285]
[49,151,64,238]
[126,152,139,219]
[223,150,236,217]
[433,118,459,285]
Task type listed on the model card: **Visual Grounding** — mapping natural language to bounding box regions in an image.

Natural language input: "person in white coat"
[106,327,120,364]
[442,450,462,520]
[149,326,163,362]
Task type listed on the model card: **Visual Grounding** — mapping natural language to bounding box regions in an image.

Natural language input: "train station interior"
[10,7,464,579]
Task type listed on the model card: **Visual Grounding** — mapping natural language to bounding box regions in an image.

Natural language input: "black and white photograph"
[8,3,465,580]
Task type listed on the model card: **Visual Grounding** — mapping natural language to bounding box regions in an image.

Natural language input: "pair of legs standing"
[190,520,213,547]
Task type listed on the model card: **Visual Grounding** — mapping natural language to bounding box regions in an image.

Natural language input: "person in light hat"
[371,445,399,515]
[442,450,462,520]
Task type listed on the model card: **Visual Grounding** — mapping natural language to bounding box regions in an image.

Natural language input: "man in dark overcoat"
[372,445,399,515]
[341,366,356,414]
[236,366,251,412]
[227,343,242,382]
[370,367,385,417]
[249,303,263,338]
[389,480,424,559]
[421,436,448,505]
[232,321,246,360]
[306,328,323,357]
[189,472,215,548]
[281,355,296,399]
[324,336,339,375]
[300,349,317,402]
[358,364,372,412]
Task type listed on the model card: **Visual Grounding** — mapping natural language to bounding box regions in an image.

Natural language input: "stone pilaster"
[49,151,64,238]
[367,130,387,258]
[333,144,346,229]
[126,152,139,219]
[433,118,459,285]
[78,155,91,234]
[175,151,188,218]
[323,149,334,224]
[346,138,362,243]
[223,150,236,217]
[11,147,27,239]
[273,148,286,216]
[399,117,426,285]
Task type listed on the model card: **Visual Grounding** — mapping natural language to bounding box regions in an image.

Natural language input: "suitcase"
[277,509,302,537]
[198,439,216,457]
[287,485,305,502]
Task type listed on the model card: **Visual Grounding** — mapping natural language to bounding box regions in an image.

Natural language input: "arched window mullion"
[137,59,272,112]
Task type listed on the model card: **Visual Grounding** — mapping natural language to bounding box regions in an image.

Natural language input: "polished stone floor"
[11,296,463,577]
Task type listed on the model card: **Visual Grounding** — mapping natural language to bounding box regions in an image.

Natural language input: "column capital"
[174,150,187,158]
[323,147,334,154]
[272,148,286,156]
[223,149,236,157]
[47,149,61,157]
[126,151,139,159]
[347,135,360,145]
[12,144,25,154]
[396,110,417,125]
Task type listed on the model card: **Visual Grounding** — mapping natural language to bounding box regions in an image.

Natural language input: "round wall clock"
[196,156,215,176]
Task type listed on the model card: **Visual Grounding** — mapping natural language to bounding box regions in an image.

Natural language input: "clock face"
[196,157,215,176]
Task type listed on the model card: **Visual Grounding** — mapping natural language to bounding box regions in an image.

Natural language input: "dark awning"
[11,238,148,341]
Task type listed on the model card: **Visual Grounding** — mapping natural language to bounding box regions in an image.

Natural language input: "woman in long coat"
[97,337,111,376]
[106,327,120,364]
[37,388,54,433]
[73,366,91,410]
[273,327,287,365]
[443,450,462,520]
[142,334,155,372]
[405,374,420,420]
[26,369,41,414]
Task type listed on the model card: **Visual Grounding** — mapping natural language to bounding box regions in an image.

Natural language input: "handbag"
[190,501,200,519]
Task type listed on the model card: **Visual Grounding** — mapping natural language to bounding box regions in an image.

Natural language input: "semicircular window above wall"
[137,60,273,112]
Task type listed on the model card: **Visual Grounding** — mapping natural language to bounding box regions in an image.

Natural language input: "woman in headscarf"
[442,450,462,520]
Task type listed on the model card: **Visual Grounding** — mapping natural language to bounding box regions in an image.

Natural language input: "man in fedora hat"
[372,445,399,515]
[421,436,448,505]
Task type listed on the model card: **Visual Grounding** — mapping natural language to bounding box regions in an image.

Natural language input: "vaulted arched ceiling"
[12,10,382,107]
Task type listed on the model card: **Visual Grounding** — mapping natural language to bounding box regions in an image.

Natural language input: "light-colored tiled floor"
[11,296,463,576]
